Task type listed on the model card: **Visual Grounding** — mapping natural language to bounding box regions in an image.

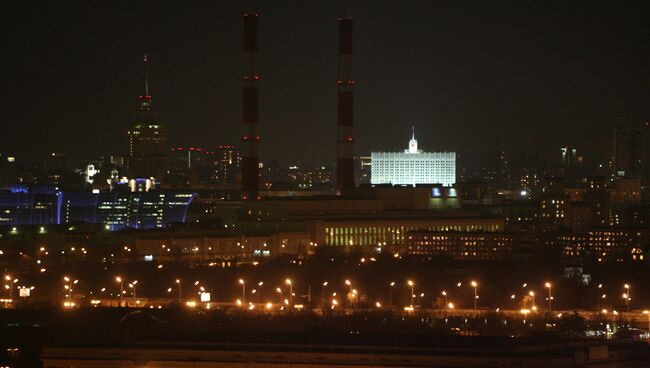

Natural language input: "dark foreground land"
[1,308,650,367]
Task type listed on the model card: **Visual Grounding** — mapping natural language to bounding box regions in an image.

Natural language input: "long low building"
[134,231,312,262]
[133,216,505,261]
[312,217,504,247]
[132,216,504,261]
[407,230,518,260]
[0,184,194,230]
[555,228,649,263]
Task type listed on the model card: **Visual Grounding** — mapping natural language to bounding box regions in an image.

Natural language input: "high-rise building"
[497,149,512,188]
[561,146,577,167]
[354,156,371,185]
[286,165,334,190]
[127,55,167,180]
[167,147,213,186]
[560,146,580,186]
[371,129,456,187]
[213,145,241,185]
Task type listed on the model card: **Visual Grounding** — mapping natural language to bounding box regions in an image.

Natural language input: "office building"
[314,217,503,247]
[407,230,517,260]
[0,184,193,230]
[61,190,194,230]
[557,229,649,263]
[561,146,578,167]
[371,129,456,186]
[213,145,241,185]
[0,185,61,226]
[126,55,167,179]
[355,156,372,185]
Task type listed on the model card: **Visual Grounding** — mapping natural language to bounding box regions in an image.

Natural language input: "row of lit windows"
[324,224,501,246]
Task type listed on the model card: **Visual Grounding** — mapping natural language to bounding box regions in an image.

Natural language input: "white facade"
[371,132,456,186]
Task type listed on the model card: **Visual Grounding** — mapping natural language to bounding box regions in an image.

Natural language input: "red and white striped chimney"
[241,11,260,200]
[336,18,355,194]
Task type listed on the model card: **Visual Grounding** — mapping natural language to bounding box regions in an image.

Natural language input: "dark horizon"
[1,1,649,165]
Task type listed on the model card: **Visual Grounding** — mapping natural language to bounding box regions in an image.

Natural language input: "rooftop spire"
[137,54,153,112]
[408,124,418,154]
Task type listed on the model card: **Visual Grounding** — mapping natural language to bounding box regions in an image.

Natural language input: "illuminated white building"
[371,129,456,186]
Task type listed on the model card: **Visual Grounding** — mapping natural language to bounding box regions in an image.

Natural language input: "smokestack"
[336,18,355,194]
[242,11,260,200]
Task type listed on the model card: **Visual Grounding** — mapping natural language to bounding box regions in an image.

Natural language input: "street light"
[624,284,631,312]
[285,279,292,305]
[389,281,395,307]
[322,282,328,308]
[276,287,283,304]
[407,280,414,307]
[441,291,448,307]
[471,281,478,310]
[545,282,553,311]
[345,279,351,295]
[239,279,246,304]
[129,280,138,301]
[116,276,123,303]
[175,279,182,304]
[5,275,18,300]
[529,290,535,310]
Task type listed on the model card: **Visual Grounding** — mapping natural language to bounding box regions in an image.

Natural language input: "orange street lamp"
[545,282,553,311]
[471,281,478,310]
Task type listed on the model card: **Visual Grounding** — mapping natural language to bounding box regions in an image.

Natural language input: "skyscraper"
[213,145,241,186]
[561,146,577,167]
[561,146,578,186]
[126,55,167,180]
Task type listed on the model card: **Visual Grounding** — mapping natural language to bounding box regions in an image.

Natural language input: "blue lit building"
[0,186,61,226]
[61,191,194,230]
[0,185,194,230]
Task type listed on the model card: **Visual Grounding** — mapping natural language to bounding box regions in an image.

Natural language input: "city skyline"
[1,1,649,164]
[4,2,650,363]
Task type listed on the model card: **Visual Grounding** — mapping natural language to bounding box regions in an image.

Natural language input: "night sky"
[1,1,649,165]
